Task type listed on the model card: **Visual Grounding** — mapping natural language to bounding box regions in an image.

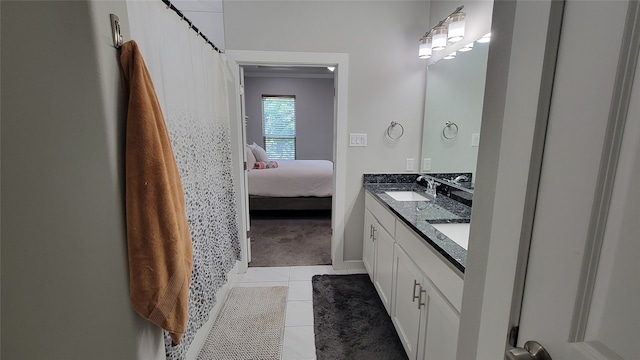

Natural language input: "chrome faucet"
[451,175,469,185]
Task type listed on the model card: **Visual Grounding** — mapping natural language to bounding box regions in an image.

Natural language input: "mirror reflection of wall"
[420,40,489,178]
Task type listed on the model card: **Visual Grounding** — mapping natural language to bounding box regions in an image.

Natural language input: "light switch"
[349,133,367,147]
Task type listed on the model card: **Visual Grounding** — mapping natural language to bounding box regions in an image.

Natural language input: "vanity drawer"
[365,192,396,237]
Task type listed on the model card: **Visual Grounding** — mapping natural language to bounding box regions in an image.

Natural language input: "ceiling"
[243,65,335,79]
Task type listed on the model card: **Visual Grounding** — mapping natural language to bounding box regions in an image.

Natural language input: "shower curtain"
[126,2,240,359]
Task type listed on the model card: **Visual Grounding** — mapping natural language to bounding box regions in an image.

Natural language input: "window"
[262,95,296,160]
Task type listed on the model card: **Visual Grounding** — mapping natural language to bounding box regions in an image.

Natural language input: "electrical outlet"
[471,133,480,147]
[406,158,415,171]
[423,158,432,171]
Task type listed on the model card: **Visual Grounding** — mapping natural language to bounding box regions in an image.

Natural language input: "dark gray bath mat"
[312,274,408,360]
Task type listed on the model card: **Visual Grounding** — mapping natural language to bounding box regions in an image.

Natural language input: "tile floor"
[233,265,368,360]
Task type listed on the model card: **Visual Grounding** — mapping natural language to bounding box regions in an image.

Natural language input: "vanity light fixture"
[419,35,432,59]
[458,42,474,52]
[443,51,457,60]
[447,12,466,43]
[418,5,465,58]
[477,32,491,43]
[431,25,448,51]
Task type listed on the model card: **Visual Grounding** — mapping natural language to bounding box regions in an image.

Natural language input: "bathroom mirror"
[420,40,490,184]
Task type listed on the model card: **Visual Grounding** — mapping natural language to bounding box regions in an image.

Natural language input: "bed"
[247,159,333,211]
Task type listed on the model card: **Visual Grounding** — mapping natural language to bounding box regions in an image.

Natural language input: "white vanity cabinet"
[393,220,463,360]
[373,220,395,314]
[363,209,376,277]
[363,190,464,360]
[391,241,461,360]
[363,193,396,314]
[418,279,460,360]
[390,244,425,359]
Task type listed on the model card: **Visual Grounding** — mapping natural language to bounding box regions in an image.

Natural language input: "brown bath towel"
[120,40,193,345]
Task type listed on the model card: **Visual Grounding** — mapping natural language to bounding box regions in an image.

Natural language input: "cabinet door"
[391,244,423,360]
[418,279,460,360]
[363,209,376,280]
[373,223,394,314]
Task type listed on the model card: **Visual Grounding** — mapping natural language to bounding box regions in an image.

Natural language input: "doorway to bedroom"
[242,65,336,267]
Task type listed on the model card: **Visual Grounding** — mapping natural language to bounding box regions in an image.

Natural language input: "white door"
[511,2,640,357]
[458,1,639,359]
[373,222,394,314]
[418,279,459,360]
[363,209,376,278]
[239,66,251,263]
[392,244,425,360]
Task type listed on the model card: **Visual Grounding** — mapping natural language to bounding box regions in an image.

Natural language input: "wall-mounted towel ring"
[387,121,405,140]
[442,121,459,139]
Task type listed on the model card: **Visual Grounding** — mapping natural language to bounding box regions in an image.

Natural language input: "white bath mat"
[197,286,288,360]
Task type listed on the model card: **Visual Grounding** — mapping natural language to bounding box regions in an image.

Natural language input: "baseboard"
[333,260,365,271]
[186,261,240,359]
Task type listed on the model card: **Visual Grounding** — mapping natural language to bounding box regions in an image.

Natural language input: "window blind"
[262,95,296,160]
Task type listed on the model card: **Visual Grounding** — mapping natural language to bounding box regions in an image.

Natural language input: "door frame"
[456,0,564,358]
[225,50,349,273]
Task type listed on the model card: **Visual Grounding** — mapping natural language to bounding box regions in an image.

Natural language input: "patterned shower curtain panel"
[127,2,241,359]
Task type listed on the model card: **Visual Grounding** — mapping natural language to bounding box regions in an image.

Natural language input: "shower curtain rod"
[161,0,224,54]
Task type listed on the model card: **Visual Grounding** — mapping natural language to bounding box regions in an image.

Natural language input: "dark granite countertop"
[363,178,470,273]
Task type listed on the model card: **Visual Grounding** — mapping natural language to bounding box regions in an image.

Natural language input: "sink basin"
[385,191,430,202]
[431,223,470,250]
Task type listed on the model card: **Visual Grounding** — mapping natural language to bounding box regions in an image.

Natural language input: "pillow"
[253,161,279,169]
[249,142,269,162]
[245,145,256,170]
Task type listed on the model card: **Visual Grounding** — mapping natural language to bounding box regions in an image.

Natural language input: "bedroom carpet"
[249,211,331,267]
[312,274,408,360]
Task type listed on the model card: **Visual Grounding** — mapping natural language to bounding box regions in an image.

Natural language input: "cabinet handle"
[369,224,374,239]
[418,288,427,309]
[412,280,420,302]
[372,227,377,242]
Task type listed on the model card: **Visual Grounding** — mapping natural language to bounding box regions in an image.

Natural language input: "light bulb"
[459,42,474,52]
[477,32,491,43]
[447,12,466,44]
[418,36,432,59]
[431,26,448,51]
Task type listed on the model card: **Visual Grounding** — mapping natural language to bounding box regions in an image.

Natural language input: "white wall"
[244,76,335,160]
[1,1,163,359]
[224,0,430,260]
[172,0,226,50]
